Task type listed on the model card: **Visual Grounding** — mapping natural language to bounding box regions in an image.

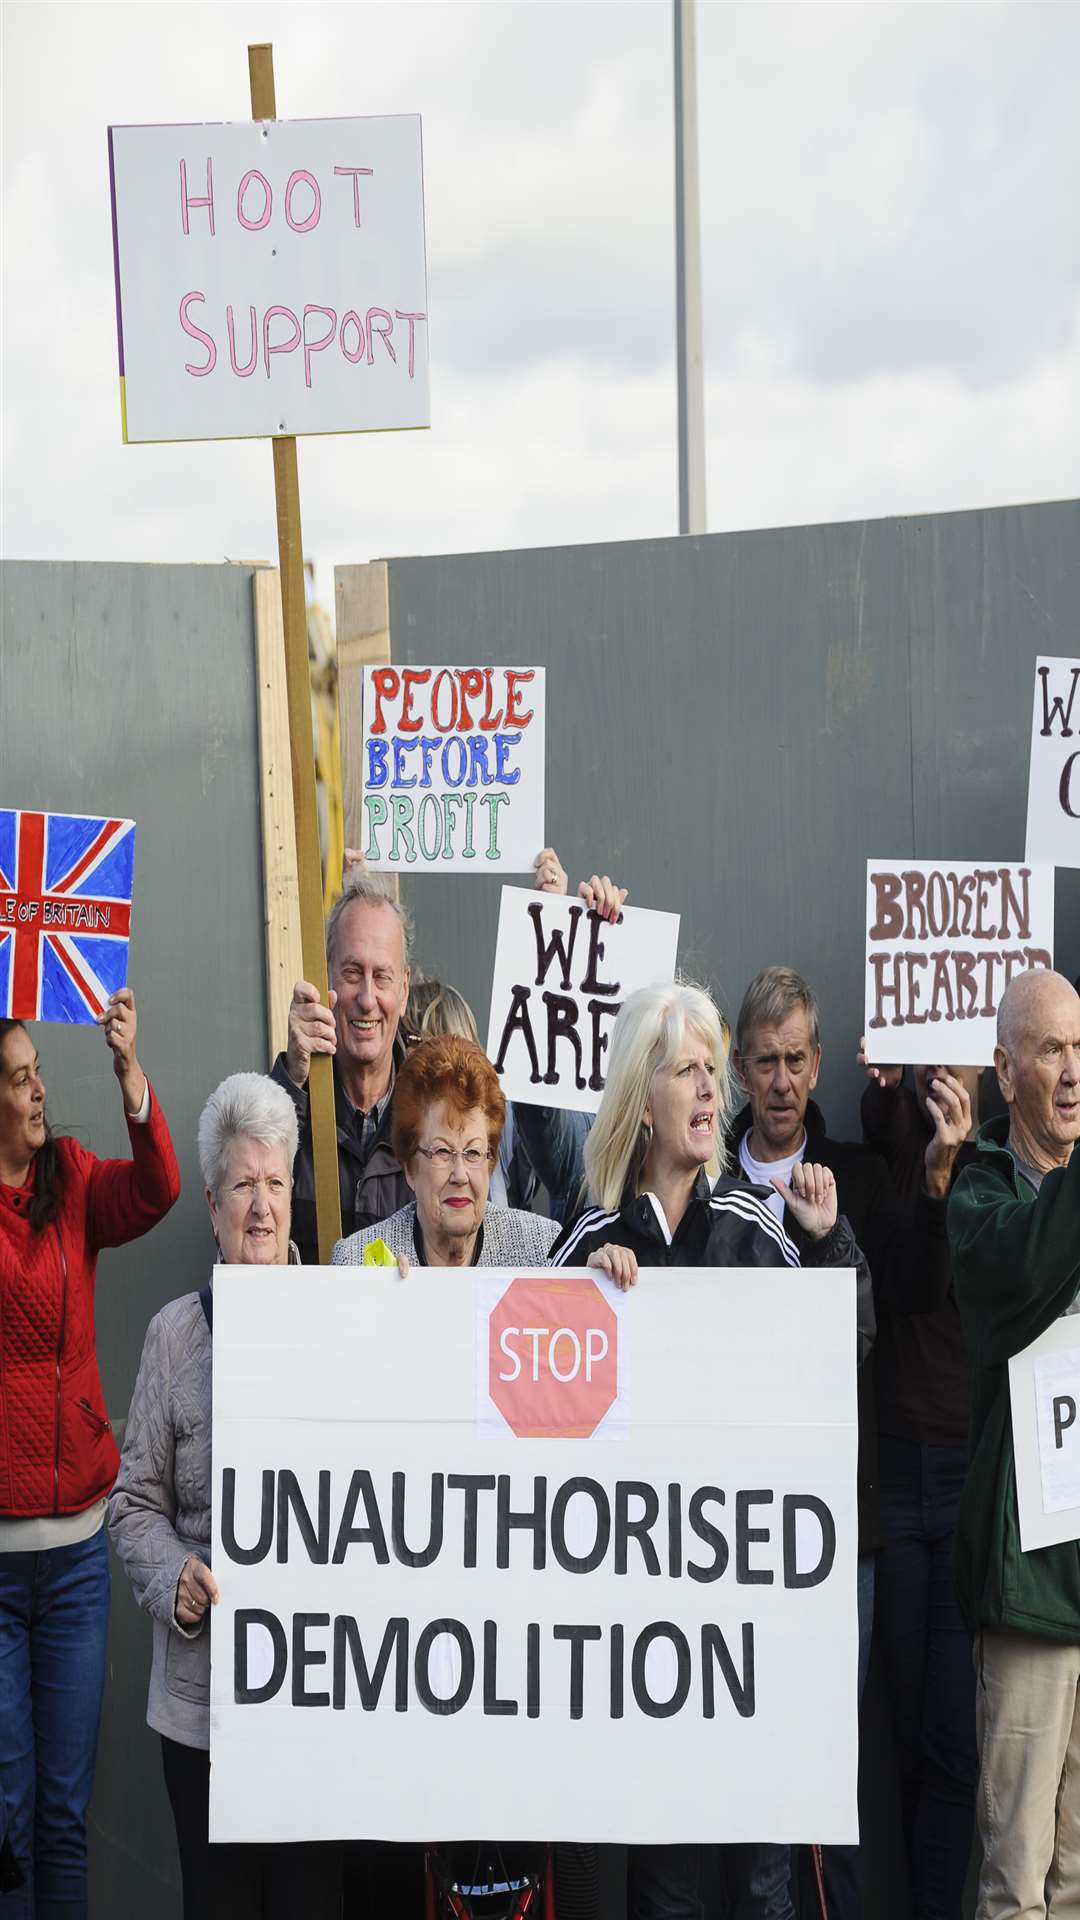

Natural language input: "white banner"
[109,117,428,443]
[1025,657,1080,869]
[1010,1316,1080,1552]
[486,887,680,1113]
[209,1266,859,1845]
[863,859,1055,1066]
[359,667,545,872]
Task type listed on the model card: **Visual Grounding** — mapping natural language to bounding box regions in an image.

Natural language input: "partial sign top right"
[1026,657,1080,869]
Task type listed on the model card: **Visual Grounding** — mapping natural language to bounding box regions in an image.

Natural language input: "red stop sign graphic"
[489,1275,619,1438]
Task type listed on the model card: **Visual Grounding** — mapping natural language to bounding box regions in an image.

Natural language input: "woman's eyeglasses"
[415,1145,492,1171]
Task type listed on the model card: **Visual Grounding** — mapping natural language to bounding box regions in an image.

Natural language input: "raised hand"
[772,1160,838,1240]
[533,848,568,894]
[97,988,146,1115]
[922,1070,972,1197]
[856,1035,903,1090]
[578,874,627,923]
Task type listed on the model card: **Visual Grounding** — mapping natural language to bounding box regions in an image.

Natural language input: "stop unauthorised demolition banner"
[209,1266,858,1845]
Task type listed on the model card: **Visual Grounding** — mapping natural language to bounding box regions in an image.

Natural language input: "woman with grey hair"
[109,1073,342,1919]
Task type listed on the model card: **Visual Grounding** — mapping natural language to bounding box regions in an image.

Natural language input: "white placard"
[109,118,428,443]
[358,667,545,872]
[1010,1317,1080,1551]
[209,1266,858,1846]
[1025,657,1080,869]
[863,859,1055,1066]
[486,888,680,1113]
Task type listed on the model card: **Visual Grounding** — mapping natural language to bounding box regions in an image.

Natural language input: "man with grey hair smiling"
[271,870,414,1266]
[949,967,1080,1920]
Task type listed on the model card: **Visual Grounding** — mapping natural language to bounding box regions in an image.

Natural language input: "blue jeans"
[0,1528,110,1919]
[874,1436,977,1920]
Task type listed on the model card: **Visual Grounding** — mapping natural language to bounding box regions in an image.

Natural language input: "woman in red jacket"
[0,991,180,1917]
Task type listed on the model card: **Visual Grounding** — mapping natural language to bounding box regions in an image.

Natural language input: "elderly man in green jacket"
[948,967,1080,1919]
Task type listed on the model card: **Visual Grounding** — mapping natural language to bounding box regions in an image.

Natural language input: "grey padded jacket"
[332,1201,559,1268]
[108,1290,213,1750]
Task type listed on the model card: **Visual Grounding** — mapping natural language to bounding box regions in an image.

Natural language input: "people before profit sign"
[361,667,539,865]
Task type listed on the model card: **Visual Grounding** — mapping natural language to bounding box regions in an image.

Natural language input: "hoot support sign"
[108,47,430,1258]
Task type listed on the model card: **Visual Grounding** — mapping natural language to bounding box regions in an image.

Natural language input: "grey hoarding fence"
[341,501,1079,1137]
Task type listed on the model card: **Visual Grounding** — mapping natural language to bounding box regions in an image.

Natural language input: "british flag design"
[0,810,136,1025]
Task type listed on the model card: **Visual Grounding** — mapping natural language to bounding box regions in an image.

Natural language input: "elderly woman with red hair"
[332,1033,632,1284]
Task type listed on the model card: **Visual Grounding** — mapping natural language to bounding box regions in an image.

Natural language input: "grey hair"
[197,1072,299,1198]
[735,965,822,1058]
[325,870,414,975]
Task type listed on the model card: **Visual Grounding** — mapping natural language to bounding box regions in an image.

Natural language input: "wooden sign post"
[247,43,339,1261]
[108,48,430,1262]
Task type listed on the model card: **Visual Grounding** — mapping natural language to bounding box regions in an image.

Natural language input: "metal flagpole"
[674,0,707,536]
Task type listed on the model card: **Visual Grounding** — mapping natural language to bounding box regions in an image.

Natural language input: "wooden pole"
[249,42,342,1263]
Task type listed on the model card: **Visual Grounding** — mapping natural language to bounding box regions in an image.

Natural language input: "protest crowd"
[1,835,1079,1920]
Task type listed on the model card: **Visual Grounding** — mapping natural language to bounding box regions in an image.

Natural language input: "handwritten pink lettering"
[179,293,217,376]
[262,304,302,377]
[226,304,259,377]
[333,165,374,226]
[285,170,321,233]
[394,310,427,379]
[366,308,395,367]
[340,311,366,364]
[302,305,337,386]
[237,169,273,232]
[179,158,215,236]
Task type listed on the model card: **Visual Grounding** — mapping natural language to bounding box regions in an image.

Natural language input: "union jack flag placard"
[0,810,136,1025]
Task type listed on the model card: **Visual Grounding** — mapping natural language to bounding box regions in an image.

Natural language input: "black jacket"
[732,1099,950,1551]
[551,1168,874,1366]
[860,1076,977,1448]
[271,1037,412,1266]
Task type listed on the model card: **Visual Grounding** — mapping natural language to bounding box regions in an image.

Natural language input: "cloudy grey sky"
[3,0,1078,602]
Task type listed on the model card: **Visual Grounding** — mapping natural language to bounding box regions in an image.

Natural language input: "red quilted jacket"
[0,1088,180,1517]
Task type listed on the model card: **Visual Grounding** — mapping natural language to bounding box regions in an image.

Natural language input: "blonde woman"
[550,980,873,1920]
